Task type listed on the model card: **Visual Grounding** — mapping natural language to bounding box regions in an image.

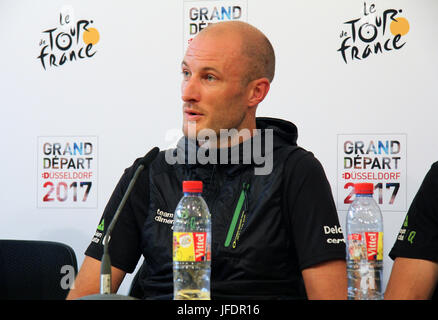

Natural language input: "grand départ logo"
[337,2,409,63]
[37,9,100,70]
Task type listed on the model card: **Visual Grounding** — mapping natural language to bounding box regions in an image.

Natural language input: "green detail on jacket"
[224,183,250,248]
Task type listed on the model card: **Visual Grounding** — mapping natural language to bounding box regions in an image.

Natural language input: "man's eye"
[182,70,190,78]
[206,74,216,81]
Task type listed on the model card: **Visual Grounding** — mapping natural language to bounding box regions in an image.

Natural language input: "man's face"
[181,32,249,138]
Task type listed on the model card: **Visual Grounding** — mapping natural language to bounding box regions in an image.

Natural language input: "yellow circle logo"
[390,17,410,36]
[83,28,100,45]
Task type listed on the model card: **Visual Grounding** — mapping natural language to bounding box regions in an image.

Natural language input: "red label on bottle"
[365,232,383,260]
[193,232,209,262]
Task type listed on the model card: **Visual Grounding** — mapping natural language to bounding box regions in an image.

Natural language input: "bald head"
[196,21,275,84]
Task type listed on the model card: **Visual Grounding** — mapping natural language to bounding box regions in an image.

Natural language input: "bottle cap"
[354,183,374,194]
[183,181,203,193]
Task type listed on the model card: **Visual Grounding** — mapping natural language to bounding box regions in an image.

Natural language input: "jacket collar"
[171,117,298,176]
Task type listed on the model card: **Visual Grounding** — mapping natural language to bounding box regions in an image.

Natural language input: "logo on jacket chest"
[154,208,174,229]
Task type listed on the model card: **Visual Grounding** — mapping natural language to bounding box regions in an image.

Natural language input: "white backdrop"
[1,0,437,296]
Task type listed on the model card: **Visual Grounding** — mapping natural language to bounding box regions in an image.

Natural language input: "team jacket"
[86,117,346,299]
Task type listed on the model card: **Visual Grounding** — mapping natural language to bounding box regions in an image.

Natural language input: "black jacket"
[86,117,346,299]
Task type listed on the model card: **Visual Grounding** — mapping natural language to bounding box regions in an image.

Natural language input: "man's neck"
[198,126,257,149]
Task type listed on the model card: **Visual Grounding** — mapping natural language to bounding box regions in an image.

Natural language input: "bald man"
[67,21,347,300]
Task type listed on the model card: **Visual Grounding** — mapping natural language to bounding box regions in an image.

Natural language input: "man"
[385,162,438,299]
[67,21,347,300]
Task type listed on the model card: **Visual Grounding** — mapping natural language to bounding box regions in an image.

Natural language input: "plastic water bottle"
[173,180,211,300]
[346,183,383,300]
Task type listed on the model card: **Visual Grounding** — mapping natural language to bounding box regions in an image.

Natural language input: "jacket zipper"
[224,182,250,248]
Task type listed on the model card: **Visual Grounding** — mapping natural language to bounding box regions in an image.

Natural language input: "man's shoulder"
[417,161,438,193]
[130,149,177,175]
[279,145,319,170]
[429,161,438,176]
[277,146,330,189]
[118,150,176,187]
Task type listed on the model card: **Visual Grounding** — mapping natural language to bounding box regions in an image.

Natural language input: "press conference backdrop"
[1,0,437,296]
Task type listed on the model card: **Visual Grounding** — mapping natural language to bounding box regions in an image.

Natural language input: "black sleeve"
[389,162,438,263]
[285,150,346,270]
[85,159,147,273]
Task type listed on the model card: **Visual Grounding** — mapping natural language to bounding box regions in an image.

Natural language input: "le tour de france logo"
[37,6,100,70]
[338,2,410,63]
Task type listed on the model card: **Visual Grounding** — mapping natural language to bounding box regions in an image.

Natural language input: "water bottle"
[346,183,383,300]
[173,180,211,300]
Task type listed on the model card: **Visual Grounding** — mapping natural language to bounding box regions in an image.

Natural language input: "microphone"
[78,147,159,300]
[100,146,159,295]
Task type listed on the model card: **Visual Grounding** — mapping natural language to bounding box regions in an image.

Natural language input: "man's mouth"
[184,108,204,121]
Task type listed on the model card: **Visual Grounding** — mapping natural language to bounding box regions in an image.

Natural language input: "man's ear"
[247,78,270,107]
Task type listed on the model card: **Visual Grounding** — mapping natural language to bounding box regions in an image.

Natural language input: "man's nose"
[181,76,201,102]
